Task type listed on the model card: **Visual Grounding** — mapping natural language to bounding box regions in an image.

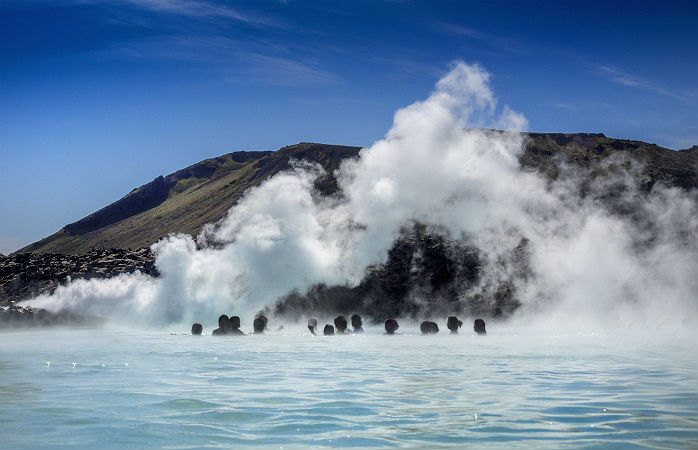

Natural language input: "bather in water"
[420,321,439,334]
[473,318,486,335]
[228,316,245,335]
[351,314,363,333]
[307,318,318,335]
[323,324,335,336]
[447,316,463,334]
[191,323,203,335]
[212,314,230,335]
[334,315,349,334]
[384,318,399,335]
[252,317,265,334]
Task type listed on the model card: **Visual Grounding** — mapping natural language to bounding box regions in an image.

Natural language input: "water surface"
[1,326,696,449]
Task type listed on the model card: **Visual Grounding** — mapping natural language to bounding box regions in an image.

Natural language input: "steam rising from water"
[25,62,698,330]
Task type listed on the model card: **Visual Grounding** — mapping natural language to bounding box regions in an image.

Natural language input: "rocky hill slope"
[16,134,697,256]
[1,248,157,305]
[2,133,696,323]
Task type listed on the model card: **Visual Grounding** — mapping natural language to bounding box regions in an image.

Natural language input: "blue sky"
[1,0,696,254]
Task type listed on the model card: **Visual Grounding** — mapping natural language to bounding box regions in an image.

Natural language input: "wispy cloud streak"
[15,0,287,28]
[108,35,337,85]
[434,21,529,56]
[596,65,695,103]
[120,0,282,27]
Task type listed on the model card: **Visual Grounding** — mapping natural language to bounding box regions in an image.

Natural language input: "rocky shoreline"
[0,301,100,329]
[0,248,157,328]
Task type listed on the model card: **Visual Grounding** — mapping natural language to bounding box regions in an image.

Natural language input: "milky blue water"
[1,325,696,449]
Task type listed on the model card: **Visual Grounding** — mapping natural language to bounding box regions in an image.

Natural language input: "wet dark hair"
[384,318,399,334]
[191,323,203,335]
[218,314,230,330]
[351,314,363,330]
[447,316,463,333]
[420,321,439,334]
[334,315,348,333]
[474,318,487,335]
[253,317,265,333]
[323,324,335,336]
[229,315,241,329]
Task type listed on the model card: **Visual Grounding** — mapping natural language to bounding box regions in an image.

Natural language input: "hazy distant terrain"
[16,134,698,255]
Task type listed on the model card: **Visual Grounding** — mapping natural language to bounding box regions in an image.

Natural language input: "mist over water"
[24,62,698,331]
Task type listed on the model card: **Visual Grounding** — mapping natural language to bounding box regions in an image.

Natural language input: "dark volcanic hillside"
[268,225,527,323]
[17,144,361,254]
[17,134,698,255]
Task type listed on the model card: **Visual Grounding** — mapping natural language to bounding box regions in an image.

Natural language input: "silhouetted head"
[420,321,429,334]
[323,324,335,336]
[256,315,268,330]
[218,314,230,331]
[334,315,348,333]
[191,323,202,335]
[253,317,265,334]
[307,317,318,334]
[474,318,486,335]
[307,318,317,335]
[384,318,399,334]
[447,316,463,334]
[229,315,241,330]
[420,321,439,334]
[351,314,363,331]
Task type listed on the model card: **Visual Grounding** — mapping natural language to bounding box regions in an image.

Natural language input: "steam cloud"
[25,62,698,330]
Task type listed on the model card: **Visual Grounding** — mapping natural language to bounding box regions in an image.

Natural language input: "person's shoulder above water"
[213,314,230,335]
[229,315,245,335]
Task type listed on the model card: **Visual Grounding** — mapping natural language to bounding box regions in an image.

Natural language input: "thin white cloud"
[439,23,489,40]
[596,65,695,103]
[120,0,283,27]
[548,100,613,112]
[229,52,338,85]
[294,96,385,108]
[434,21,529,56]
[372,55,443,78]
[550,102,577,111]
[107,35,337,85]
[28,0,286,28]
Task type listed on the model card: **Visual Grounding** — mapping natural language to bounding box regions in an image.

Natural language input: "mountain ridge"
[16,133,697,255]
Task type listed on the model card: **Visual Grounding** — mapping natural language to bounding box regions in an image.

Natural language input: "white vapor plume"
[25,61,698,330]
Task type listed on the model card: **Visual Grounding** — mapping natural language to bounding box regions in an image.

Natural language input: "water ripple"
[0,328,696,449]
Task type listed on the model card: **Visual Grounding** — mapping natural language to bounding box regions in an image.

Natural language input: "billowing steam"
[24,62,698,330]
